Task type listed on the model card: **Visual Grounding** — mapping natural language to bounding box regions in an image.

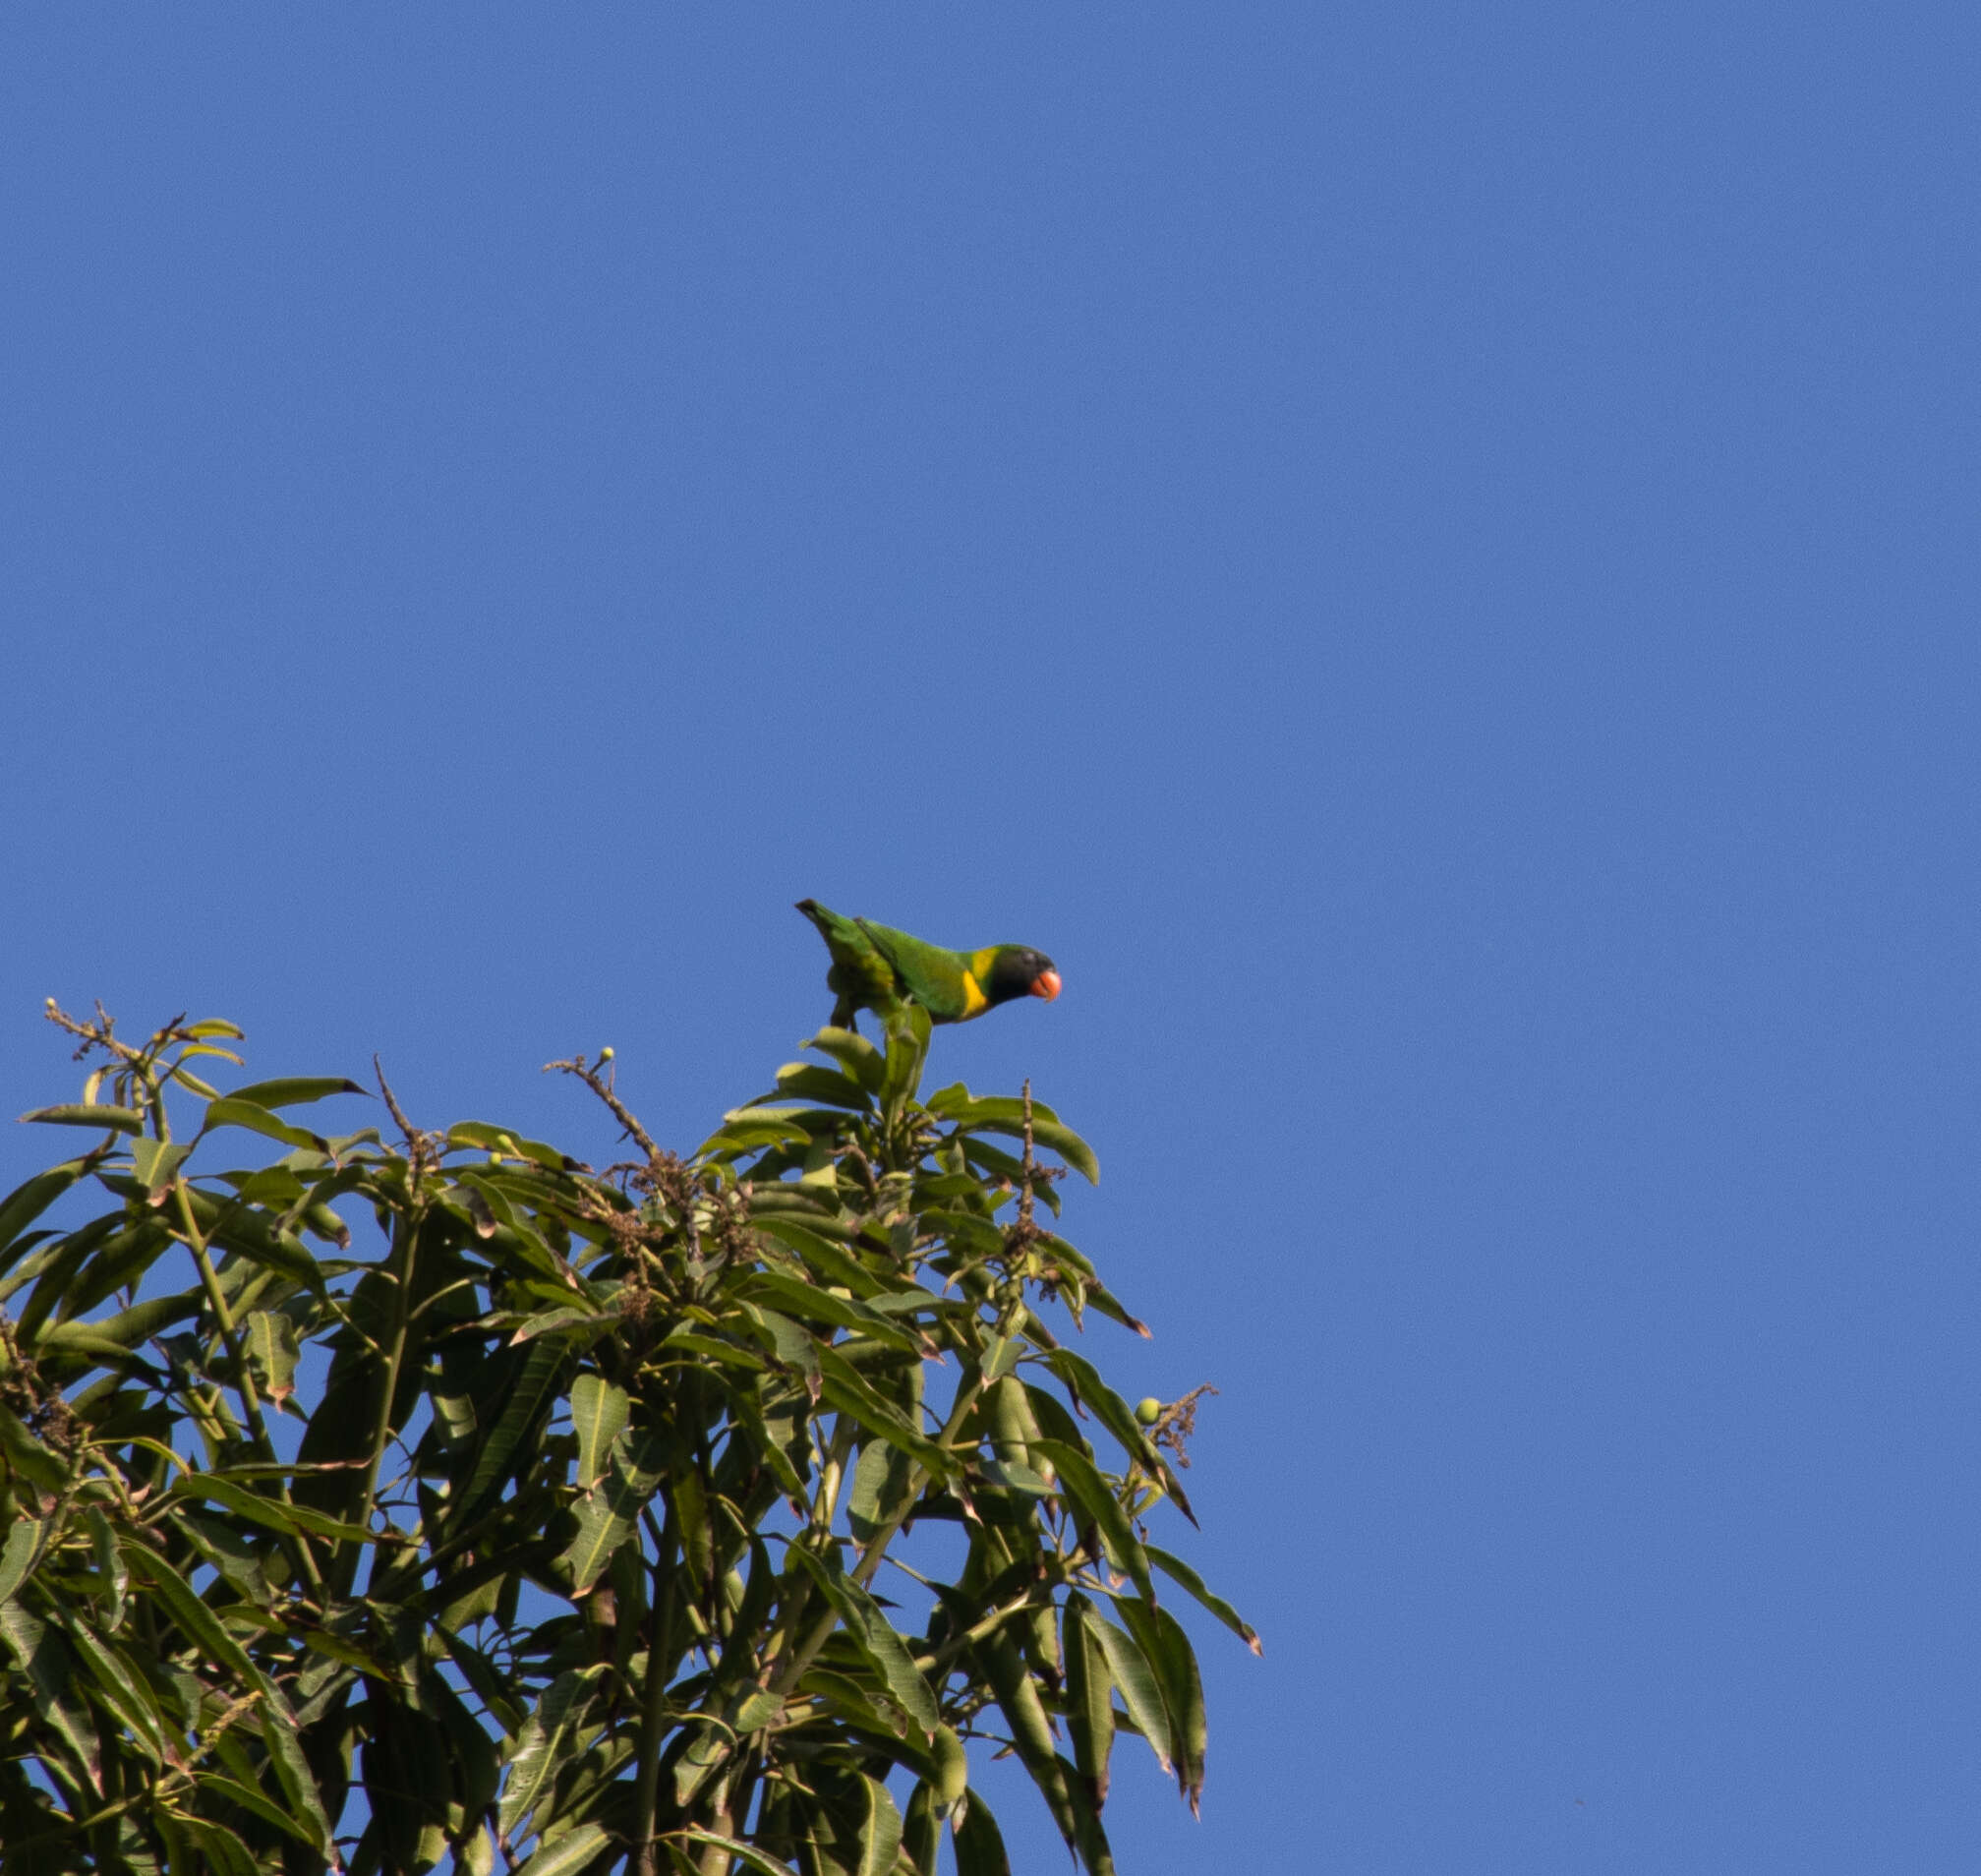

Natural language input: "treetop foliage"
[0,1000,1254,1875]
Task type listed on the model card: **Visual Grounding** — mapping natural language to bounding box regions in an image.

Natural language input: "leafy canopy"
[0,1001,1255,1875]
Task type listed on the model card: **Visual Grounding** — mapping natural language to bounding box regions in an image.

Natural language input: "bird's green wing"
[854,919,979,1023]
[795,900,907,1026]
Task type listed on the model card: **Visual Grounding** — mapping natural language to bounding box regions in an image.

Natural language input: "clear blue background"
[5,8,1978,1871]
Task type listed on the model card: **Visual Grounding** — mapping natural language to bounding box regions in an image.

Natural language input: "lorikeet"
[794,900,1062,1030]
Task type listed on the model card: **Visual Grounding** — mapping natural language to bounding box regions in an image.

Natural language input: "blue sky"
[5,7,1978,1870]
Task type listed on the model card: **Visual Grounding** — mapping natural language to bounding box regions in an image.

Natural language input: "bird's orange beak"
[1031,969,1062,1002]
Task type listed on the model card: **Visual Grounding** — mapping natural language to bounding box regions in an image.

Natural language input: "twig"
[630,1502,681,1876]
[1020,1080,1035,1237]
[545,1050,661,1159]
[1003,1078,1048,1262]
[42,997,146,1066]
[373,1057,418,1144]
[374,1056,444,1201]
[1148,1383,1219,1469]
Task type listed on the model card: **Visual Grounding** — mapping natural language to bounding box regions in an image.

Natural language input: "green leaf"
[751,1214,882,1296]
[744,1188,857,1233]
[41,1290,199,1354]
[977,1633,1076,1847]
[21,1327,135,1367]
[509,1305,611,1346]
[981,1334,1021,1381]
[439,1627,525,1738]
[19,1104,144,1135]
[456,1341,572,1519]
[953,1788,1014,1876]
[1070,1787,1119,1876]
[119,1538,267,1692]
[85,1507,127,1632]
[63,1619,169,1765]
[223,1077,366,1109]
[734,1385,810,1500]
[979,1459,1056,1497]
[178,1510,274,1610]
[558,1426,671,1595]
[0,1237,63,1308]
[446,1120,576,1169]
[11,1213,115,1338]
[0,1516,41,1605]
[297,1625,395,1680]
[1041,1351,1164,1471]
[498,1666,609,1838]
[172,1183,326,1292]
[927,1093,1099,1184]
[699,1119,818,1160]
[168,1473,372,1544]
[815,1347,948,1477]
[741,1270,922,1352]
[128,1136,193,1195]
[568,1375,629,1491]
[256,1694,338,1854]
[747,1306,822,1402]
[1146,1543,1261,1655]
[675,1465,712,1605]
[859,1283,961,1321]
[672,1832,801,1876]
[1028,1439,1152,1602]
[1083,1614,1173,1773]
[65,1217,181,1330]
[773,1062,873,1110]
[182,1819,259,1876]
[924,1086,1071,1126]
[803,1026,887,1092]
[787,1546,940,1736]
[846,1438,915,1545]
[796,1663,912,1743]
[515,1823,611,1876]
[1112,1598,1207,1813]
[243,1309,302,1406]
[0,1600,101,1792]
[957,1137,1063,1216]
[670,1712,735,1810]
[658,1327,769,1375]
[0,1403,66,1494]
[193,1771,320,1848]
[913,1208,1003,1265]
[0,1160,90,1262]
[714,1105,827,1135]
[880,1006,932,1113]
[848,1772,904,1876]
[903,1780,943,1875]
[1063,1594,1114,1805]
[1033,1236,1150,1342]
[200,1097,329,1154]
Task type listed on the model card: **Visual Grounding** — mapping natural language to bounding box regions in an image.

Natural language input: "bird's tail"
[794,899,848,945]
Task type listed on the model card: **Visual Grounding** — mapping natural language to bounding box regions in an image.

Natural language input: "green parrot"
[794,900,1062,1031]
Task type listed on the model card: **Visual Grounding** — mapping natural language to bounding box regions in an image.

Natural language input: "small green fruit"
[1135,1397,1163,1426]
[932,1723,969,1808]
